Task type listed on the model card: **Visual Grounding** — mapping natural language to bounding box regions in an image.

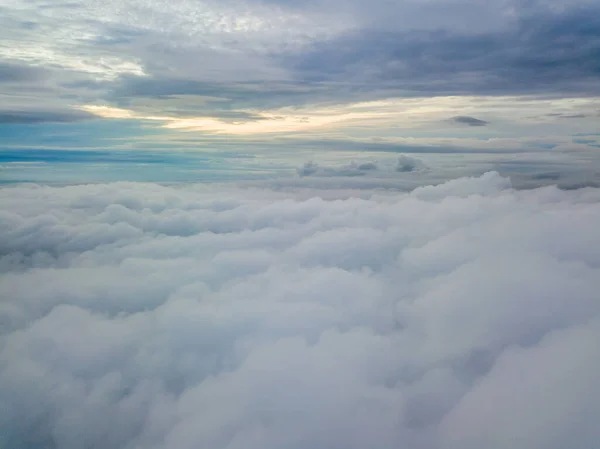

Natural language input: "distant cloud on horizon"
[448,116,489,127]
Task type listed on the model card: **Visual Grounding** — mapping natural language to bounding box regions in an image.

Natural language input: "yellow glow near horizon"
[78,95,600,135]
[78,104,397,134]
[79,105,138,119]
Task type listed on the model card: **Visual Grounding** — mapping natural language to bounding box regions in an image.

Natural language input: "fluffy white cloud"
[1,173,600,449]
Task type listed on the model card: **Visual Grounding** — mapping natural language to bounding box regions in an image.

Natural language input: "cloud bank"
[297,156,427,178]
[1,174,600,449]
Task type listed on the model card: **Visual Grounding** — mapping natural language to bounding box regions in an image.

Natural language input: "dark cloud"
[532,172,561,180]
[94,4,600,117]
[282,6,600,98]
[0,62,113,125]
[396,155,427,172]
[1,0,599,143]
[296,160,376,177]
[449,116,489,127]
[297,157,427,178]
[0,109,95,124]
[297,161,320,176]
[546,113,588,119]
[0,62,48,83]
[357,161,377,170]
[109,77,324,111]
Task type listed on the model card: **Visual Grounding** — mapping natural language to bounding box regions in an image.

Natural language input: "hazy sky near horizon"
[0,0,599,184]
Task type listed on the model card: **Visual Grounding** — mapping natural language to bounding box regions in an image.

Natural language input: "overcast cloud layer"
[0,0,599,137]
[2,173,600,449]
[0,0,599,184]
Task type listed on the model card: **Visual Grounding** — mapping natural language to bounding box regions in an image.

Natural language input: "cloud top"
[1,174,600,448]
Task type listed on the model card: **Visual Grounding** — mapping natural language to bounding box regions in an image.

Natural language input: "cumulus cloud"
[297,160,320,176]
[1,173,600,449]
[396,155,427,172]
[297,160,379,177]
[297,157,427,179]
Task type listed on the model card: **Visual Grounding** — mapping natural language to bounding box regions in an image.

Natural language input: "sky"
[2,2,600,449]
[0,0,599,185]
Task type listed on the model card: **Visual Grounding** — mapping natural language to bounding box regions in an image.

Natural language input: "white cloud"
[1,173,600,449]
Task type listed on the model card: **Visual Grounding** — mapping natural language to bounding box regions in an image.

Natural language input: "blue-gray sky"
[0,0,599,184]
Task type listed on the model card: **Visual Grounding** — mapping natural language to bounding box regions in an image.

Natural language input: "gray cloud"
[280,5,600,99]
[297,160,380,177]
[357,161,377,170]
[546,113,588,119]
[396,155,428,172]
[1,0,599,120]
[449,116,489,127]
[0,109,95,124]
[297,161,320,176]
[0,62,112,123]
[296,157,426,179]
[1,174,600,448]
[109,77,322,112]
[0,62,48,83]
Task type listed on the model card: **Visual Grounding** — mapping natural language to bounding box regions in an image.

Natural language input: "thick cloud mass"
[1,173,600,449]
